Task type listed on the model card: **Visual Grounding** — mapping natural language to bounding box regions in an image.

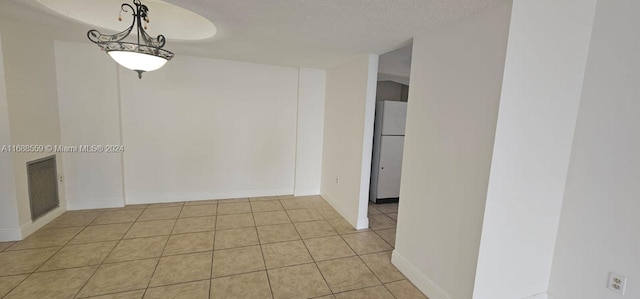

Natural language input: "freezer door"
[376,135,405,199]
[381,101,408,135]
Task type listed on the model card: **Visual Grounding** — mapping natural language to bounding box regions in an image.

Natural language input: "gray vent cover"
[27,155,59,221]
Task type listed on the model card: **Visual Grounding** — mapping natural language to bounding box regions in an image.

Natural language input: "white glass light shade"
[108,51,168,72]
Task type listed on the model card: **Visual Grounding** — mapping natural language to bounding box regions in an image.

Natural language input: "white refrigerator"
[370,100,407,203]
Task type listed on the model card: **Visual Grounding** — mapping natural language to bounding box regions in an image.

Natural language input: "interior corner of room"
[0,0,639,298]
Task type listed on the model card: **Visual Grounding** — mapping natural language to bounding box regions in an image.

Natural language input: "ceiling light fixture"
[87,0,174,79]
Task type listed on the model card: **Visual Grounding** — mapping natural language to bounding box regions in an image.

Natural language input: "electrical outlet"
[335,177,339,184]
[58,173,64,183]
[608,272,627,295]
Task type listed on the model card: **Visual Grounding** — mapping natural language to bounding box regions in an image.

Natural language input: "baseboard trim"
[66,198,125,210]
[125,188,294,205]
[391,250,451,299]
[19,204,67,239]
[0,227,22,241]
[293,187,320,197]
[320,192,368,230]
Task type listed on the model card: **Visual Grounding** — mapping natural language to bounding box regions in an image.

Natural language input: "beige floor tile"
[368,214,396,231]
[70,223,132,244]
[92,209,144,225]
[147,202,184,208]
[267,263,331,299]
[124,220,175,239]
[78,259,158,297]
[216,213,255,230]
[286,209,324,222]
[374,203,398,214]
[317,256,380,293]
[38,241,117,271]
[341,232,392,255]
[367,204,382,215]
[0,248,59,276]
[210,271,272,299]
[253,211,291,226]
[384,280,428,299]
[360,251,404,283]
[303,236,355,261]
[163,231,214,256]
[251,200,284,212]
[150,251,212,287]
[144,280,210,299]
[86,289,145,299]
[318,208,342,220]
[105,236,168,263]
[0,275,27,298]
[249,196,279,202]
[328,218,363,235]
[179,204,217,218]
[47,211,103,228]
[173,216,216,234]
[262,240,313,269]
[0,242,15,252]
[280,199,312,210]
[386,213,398,221]
[184,199,219,206]
[257,223,300,244]
[294,220,338,239]
[375,229,396,247]
[4,266,96,299]
[138,207,181,222]
[214,227,259,250]
[9,227,83,250]
[314,296,336,299]
[334,285,395,299]
[217,202,251,215]
[124,204,149,210]
[212,245,265,277]
[309,201,332,210]
[216,198,248,204]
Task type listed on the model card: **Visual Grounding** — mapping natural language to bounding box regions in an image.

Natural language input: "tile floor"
[0,196,427,299]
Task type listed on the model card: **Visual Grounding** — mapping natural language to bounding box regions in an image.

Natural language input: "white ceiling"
[0,0,507,68]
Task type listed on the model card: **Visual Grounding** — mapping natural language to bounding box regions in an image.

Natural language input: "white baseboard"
[125,188,295,205]
[66,198,125,210]
[391,250,451,299]
[19,204,67,240]
[523,292,550,299]
[356,215,369,229]
[320,192,368,229]
[0,227,22,241]
[293,187,320,197]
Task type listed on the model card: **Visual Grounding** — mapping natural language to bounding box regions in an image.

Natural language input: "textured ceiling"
[0,0,507,68]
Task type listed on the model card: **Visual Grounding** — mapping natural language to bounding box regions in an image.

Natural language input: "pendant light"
[87,0,174,78]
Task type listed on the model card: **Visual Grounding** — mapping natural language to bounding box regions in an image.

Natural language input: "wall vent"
[27,155,59,221]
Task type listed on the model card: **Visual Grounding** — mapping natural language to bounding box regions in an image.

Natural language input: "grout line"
[249,198,275,299]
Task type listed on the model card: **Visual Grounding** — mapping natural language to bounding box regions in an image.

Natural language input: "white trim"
[321,192,369,229]
[66,197,124,210]
[0,227,22,241]
[125,188,294,205]
[522,292,549,299]
[19,204,66,239]
[293,187,320,197]
[391,250,451,299]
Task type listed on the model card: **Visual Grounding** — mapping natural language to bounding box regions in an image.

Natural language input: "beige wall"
[392,3,511,299]
[0,21,66,239]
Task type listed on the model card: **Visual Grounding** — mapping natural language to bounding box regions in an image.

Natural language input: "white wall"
[0,22,67,239]
[119,56,299,203]
[54,41,125,210]
[392,3,511,299]
[0,32,21,240]
[294,68,326,196]
[321,54,378,229]
[472,1,597,298]
[548,1,640,298]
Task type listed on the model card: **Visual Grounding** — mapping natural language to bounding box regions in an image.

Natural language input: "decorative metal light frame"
[87,0,174,78]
